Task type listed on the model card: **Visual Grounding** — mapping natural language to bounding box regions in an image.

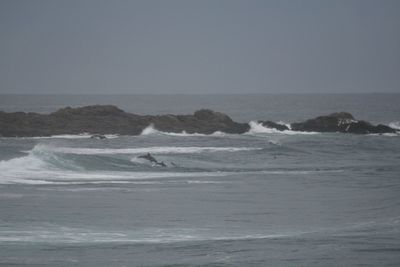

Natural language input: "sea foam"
[389,121,400,130]
[0,146,239,184]
[0,225,304,244]
[141,124,226,137]
[246,121,319,135]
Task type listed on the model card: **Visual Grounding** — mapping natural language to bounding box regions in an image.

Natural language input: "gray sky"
[1,0,399,94]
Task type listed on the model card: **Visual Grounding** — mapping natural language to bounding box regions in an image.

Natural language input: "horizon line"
[1,92,400,96]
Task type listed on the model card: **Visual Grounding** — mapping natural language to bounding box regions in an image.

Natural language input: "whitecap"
[0,149,236,184]
[246,121,319,135]
[389,121,400,130]
[140,124,227,137]
[140,124,159,135]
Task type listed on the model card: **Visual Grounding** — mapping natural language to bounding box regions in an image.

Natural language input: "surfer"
[138,153,167,167]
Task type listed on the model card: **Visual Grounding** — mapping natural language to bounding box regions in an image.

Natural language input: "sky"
[0,0,399,94]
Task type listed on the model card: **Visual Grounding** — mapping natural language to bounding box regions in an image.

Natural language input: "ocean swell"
[44,145,260,155]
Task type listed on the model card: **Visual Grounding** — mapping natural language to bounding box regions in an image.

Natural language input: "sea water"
[0,94,399,266]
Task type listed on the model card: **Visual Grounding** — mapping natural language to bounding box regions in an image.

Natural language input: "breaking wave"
[0,144,257,185]
[246,121,320,135]
[0,152,231,185]
[44,145,260,155]
[141,124,226,137]
[141,122,320,137]
[2,121,397,139]
[389,121,400,130]
[0,144,345,185]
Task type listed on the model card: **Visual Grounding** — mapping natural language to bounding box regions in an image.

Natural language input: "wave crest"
[246,121,319,135]
[140,124,226,137]
[46,145,260,155]
[389,121,400,130]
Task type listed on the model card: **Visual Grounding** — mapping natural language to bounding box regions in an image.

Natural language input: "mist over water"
[1,94,400,266]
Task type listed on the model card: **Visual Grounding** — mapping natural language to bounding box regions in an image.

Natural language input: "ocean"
[0,94,399,266]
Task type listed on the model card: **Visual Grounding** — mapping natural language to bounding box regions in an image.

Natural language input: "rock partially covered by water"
[0,105,249,137]
[259,121,289,131]
[0,106,396,137]
[290,112,397,134]
[151,109,249,134]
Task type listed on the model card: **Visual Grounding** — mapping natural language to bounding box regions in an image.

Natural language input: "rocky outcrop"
[0,106,396,137]
[150,109,250,134]
[290,112,397,134]
[0,105,250,137]
[259,121,290,131]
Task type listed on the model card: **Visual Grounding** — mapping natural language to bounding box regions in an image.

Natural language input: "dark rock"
[343,121,396,134]
[290,112,355,132]
[0,105,249,137]
[374,124,397,134]
[193,109,232,123]
[53,105,125,116]
[150,109,249,134]
[290,112,396,134]
[0,106,396,137]
[260,121,289,131]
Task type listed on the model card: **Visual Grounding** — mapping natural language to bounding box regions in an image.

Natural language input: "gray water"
[0,94,399,266]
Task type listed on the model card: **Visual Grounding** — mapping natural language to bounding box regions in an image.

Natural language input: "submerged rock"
[260,121,289,131]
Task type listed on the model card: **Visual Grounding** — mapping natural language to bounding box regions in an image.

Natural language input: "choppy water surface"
[0,94,400,266]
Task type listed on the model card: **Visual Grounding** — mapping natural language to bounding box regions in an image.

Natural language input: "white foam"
[368,133,399,137]
[0,226,304,244]
[141,124,226,137]
[268,139,281,145]
[164,131,226,137]
[246,121,319,135]
[130,156,148,164]
[382,133,399,137]
[185,180,226,184]
[0,147,236,184]
[2,217,398,244]
[30,133,91,139]
[389,121,400,130]
[0,144,342,185]
[140,124,158,135]
[0,156,232,184]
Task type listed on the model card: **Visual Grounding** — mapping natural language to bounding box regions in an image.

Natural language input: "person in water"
[138,153,167,167]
